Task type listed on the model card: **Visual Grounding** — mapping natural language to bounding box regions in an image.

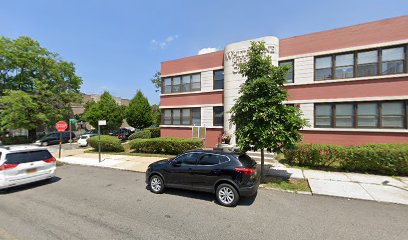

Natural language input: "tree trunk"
[260,148,265,181]
[28,128,37,141]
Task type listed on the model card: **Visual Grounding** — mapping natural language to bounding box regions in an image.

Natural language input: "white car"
[78,134,97,147]
[0,146,56,190]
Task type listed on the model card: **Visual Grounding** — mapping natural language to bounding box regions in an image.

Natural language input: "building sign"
[224,45,276,74]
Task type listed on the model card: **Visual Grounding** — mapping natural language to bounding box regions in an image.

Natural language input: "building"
[159,15,408,148]
[71,93,130,116]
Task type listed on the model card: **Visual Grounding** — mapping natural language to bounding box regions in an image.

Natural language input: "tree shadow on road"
[146,186,258,207]
[0,177,61,195]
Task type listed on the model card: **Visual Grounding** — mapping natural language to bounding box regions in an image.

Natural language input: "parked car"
[35,132,76,146]
[109,128,134,141]
[145,150,260,207]
[0,146,56,190]
[78,134,98,147]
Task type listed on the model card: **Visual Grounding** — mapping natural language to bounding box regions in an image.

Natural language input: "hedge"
[129,137,203,155]
[284,143,408,176]
[0,136,34,145]
[145,127,160,138]
[87,135,124,152]
[128,130,151,140]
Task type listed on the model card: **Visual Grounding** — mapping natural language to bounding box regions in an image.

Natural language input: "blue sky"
[0,0,407,104]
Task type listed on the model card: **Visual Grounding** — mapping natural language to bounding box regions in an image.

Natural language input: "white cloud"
[198,47,218,55]
[150,35,179,49]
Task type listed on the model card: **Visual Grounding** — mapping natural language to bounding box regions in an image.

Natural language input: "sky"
[0,0,407,104]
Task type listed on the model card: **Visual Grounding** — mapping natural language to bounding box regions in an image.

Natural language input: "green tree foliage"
[230,41,307,178]
[125,90,152,129]
[0,90,48,132]
[151,71,161,92]
[151,104,161,127]
[83,91,124,133]
[0,36,82,136]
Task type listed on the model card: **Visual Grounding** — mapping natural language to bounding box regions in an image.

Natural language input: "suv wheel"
[150,175,165,194]
[216,184,239,207]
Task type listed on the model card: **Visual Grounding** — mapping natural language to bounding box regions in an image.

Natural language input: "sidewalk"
[58,152,164,173]
[264,161,408,205]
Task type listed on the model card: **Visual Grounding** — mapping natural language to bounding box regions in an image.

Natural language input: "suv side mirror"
[171,160,181,167]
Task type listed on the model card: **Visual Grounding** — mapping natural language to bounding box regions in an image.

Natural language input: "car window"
[5,150,53,164]
[237,154,256,168]
[174,152,200,165]
[198,154,228,165]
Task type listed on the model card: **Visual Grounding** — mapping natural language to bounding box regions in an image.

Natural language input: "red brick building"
[160,16,408,147]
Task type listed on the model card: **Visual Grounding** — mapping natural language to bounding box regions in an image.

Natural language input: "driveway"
[0,165,407,240]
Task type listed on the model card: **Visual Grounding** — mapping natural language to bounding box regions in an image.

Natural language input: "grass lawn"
[84,143,175,159]
[260,176,311,193]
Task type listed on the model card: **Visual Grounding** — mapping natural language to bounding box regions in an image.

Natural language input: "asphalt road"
[0,165,407,240]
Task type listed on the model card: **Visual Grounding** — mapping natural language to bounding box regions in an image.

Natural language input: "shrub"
[145,127,160,138]
[87,135,124,152]
[128,130,151,140]
[0,136,34,145]
[284,143,408,176]
[129,137,203,155]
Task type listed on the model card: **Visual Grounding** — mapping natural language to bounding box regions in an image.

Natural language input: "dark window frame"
[279,60,295,83]
[314,44,408,81]
[213,106,224,127]
[314,100,408,129]
[213,70,224,90]
[161,108,201,126]
[161,73,201,94]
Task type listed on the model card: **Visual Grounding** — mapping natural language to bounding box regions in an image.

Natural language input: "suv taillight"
[43,157,56,163]
[234,167,255,176]
[0,163,19,171]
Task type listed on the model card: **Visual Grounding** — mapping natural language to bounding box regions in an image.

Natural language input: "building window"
[163,109,172,124]
[213,70,224,89]
[182,75,191,92]
[381,47,405,75]
[213,106,224,126]
[192,108,201,126]
[161,73,201,94]
[357,50,378,77]
[163,78,172,94]
[279,60,294,83]
[335,54,354,79]
[314,101,407,129]
[315,104,332,127]
[182,109,191,125]
[315,56,332,81]
[314,45,407,81]
[191,74,201,91]
[381,102,405,128]
[335,104,354,127]
[162,108,201,126]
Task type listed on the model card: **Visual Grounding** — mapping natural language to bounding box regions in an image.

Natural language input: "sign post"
[55,121,68,159]
[98,120,106,163]
[69,119,77,148]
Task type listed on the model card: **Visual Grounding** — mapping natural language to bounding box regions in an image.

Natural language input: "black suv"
[145,150,260,207]
[36,132,76,146]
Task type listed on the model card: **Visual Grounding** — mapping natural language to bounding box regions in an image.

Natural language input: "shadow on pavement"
[146,185,258,207]
[0,177,61,194]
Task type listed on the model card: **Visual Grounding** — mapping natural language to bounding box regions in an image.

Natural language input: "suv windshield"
[6,150,52,164]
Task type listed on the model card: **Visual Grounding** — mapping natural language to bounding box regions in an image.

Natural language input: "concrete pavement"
[264,162,408,205]
[1,165,407,240]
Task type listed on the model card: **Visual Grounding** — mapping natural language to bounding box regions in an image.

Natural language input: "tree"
[83,91,124,134]
[151,104,161,127]
[151,71,161,92]
[125,90,152,129]
[0,90,48,136]
[230,41,307,179]
[0,36,82,137]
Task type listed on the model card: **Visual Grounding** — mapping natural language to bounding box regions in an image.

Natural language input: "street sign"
[98,120,106,126]
[69,119,78,125]
[55,121,68,132]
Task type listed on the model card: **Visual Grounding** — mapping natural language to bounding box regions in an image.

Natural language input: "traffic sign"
[69,119,78,125]
[98,120,106,126]
[55,121,68,132]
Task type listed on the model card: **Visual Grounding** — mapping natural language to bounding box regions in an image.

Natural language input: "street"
[0,165,407,240]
